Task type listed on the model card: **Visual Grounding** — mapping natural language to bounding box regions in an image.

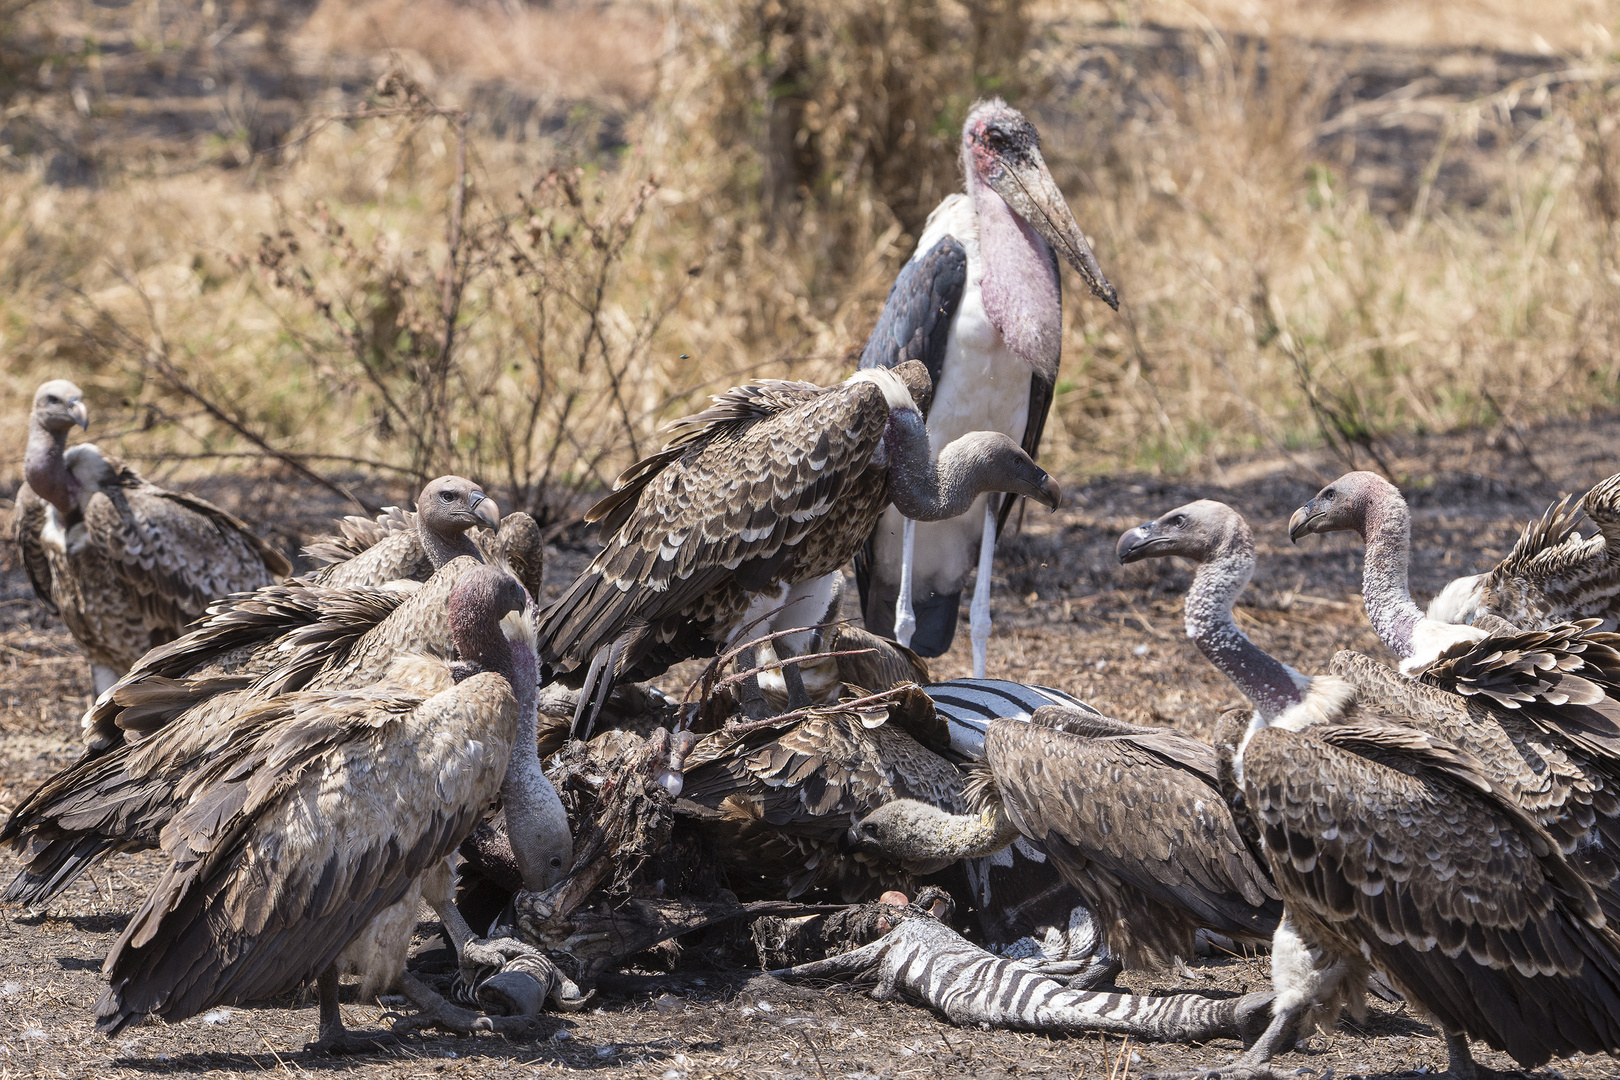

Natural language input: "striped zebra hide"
[772,912,1274,1043]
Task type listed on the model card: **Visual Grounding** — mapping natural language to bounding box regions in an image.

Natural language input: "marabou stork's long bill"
[857,99,1117,676]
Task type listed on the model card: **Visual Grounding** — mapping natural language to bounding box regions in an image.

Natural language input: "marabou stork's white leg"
[970,503,997,678]
[894,517,918,649]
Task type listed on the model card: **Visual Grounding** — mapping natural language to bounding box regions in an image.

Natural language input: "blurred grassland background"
[0,0,1618,521]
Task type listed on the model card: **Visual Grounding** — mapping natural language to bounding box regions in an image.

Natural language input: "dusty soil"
[5,417,1620,1079]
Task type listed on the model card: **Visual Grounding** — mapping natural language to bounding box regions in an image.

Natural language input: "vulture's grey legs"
[773,915,1273,1044]
[1145,920,1352,1080]
[894,517,918,648]
[781,658,812,709]
[970,504,996,678]
[306,967,398,1055]
[734,645,772,720]
[429,891,548,979]
[1444,1033,1486,1080]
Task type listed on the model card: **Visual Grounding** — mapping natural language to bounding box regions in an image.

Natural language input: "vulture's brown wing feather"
[1245,721,1620,1067]
[82,476,287,630]
[79,583,405,750]
[2,572,448,909]
[302,506,415,567]
[1420,622,1620,754]
[678,707,963,899]
[95,671,513,1032]
[540,379,893,674]
[13,484,58,615]
[986,720,1281,947]
[300,557,484,693]
[1333,648,1620,926]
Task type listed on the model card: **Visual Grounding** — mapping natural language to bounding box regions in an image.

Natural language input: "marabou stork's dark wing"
[1243,720,1620,1068]
[853,236,965,612]
[93,670,513,1033]
[858,235,967,387]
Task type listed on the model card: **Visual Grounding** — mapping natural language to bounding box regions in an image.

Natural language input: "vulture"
[1118,497,1620,1079]
[676,687,967,902]
[14,380,290,693]
[856,99,1116,675]
[4,557,570,918]
[537,362,1061,733]
[1428,471,1620,632]
[303,477,545,601]
[855,703,1283,970]
[93,566,568,1050]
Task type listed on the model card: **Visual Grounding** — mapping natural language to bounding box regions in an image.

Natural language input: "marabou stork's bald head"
[963,99,1118,311]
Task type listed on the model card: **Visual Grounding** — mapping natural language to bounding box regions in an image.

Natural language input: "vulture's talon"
[304,1029,400,1055]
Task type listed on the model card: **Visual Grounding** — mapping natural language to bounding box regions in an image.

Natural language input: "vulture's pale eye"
[441,491,456,502]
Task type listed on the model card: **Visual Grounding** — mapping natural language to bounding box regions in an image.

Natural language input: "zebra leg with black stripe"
[770,916,1274,1044]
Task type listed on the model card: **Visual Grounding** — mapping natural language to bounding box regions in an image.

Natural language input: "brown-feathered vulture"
[5,476,528,908]
[302,477,545,601]
[4,556,571,925]
[855,704,1283,971]
[537,361,1061,733]
[92,565,563,1050]
[855,99,1116,678]
[14,380,290,693]
[1428,472,1620,632]
[1117,497,1620,1079]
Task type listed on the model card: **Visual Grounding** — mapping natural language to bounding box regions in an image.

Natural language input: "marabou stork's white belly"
[871,291,1032,601]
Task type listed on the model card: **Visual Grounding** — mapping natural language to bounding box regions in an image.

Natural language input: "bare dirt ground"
[5,417,1620,1080]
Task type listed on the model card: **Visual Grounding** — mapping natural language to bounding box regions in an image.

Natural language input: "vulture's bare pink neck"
[24,417,76,517]
[966,164,1062,380]
[1186,541,1302,721]
[1358,498,1422,660]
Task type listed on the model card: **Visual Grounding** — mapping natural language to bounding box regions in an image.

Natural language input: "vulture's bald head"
[417,476,499,537]
[31,380,89,436]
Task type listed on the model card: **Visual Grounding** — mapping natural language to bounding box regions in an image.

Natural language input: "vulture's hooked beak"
[1115,523,1164,564]
[986,148,1118,311]
[470,490,500,528]
[70,399,88,430]
[1286,502,1321,544]
[1029,472,1062,512]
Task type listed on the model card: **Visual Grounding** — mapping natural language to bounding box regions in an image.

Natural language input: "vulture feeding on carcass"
[13,379,290,692]
[855,702,1283,972]
[537,361,1060,734]
[92,566,570,1050]
[1119,497,1620,1079]
[855,98,1116,675]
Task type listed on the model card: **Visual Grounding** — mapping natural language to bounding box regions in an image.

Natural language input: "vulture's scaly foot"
[307,968,400,1055]
[458,934,549,978]
[388,972,539,1038]
[305,1027,402,1056]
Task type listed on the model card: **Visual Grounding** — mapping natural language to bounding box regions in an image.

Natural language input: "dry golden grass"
[2,0,1619,514]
